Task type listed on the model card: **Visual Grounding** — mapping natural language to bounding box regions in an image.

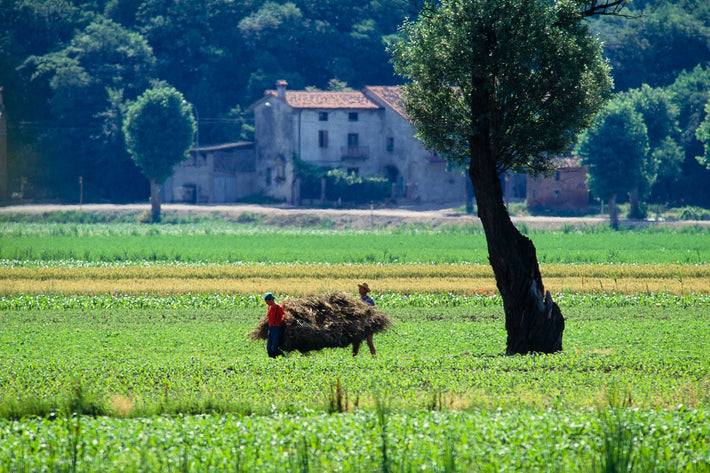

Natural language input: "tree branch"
[580,0,630,17]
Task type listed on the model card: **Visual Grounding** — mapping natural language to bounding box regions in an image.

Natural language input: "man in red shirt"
[264,292,285,358]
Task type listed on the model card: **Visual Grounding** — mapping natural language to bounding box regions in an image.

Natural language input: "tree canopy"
[391,0,613,176]
[577,98,651,226]
[696,100,710,170]
[0,0,708,205]
[123,86,195,222]
[123,86,195,183]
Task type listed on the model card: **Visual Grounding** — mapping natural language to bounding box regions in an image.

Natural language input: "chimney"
[276,80,288,99]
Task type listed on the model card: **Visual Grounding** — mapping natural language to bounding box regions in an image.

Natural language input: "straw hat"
[358,282,371,293]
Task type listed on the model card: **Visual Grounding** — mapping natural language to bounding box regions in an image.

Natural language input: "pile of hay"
[250,291,392,353]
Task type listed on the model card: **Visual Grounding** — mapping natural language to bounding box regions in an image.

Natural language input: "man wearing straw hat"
[358,282,375,306]
[264,292,285,358]
[357,283,377,356]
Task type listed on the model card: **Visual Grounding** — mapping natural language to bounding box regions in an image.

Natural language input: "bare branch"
[581,0,630,17]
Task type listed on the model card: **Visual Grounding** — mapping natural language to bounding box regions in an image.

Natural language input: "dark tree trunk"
[465,179,475,214]
[150,179,162,223]
[608,192,619,230]
[468,137,564,355]
[628,187,641,220]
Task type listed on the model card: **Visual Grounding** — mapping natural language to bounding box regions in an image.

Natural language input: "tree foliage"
[577,98,650,224]
[696,100,710,170]
[123,86,195,184]
[123,86,195,222]
[391,0,613,176]
[0,0,708,206]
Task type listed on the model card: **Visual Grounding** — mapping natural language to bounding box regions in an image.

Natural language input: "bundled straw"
[250,291,391,354]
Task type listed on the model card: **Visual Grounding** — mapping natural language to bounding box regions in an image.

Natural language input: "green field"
[1,222,708,264]
[1,218,709,472]
[1,302,709,471]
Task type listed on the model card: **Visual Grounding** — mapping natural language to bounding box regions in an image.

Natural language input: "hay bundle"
[249,291,391,353]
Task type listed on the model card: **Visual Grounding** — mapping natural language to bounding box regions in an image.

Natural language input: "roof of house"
[263,90,382,110]
[191,141,254,152]
[553,157,584,168]
[363,86,407,118]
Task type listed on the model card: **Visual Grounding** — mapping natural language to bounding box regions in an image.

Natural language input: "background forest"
[1,0,709,207]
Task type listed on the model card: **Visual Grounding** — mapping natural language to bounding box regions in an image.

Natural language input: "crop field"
[0,217,709,472]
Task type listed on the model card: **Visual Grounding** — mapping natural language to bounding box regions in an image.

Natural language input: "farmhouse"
[163,142,256,204]
[163,81,589,211]
[165,81,468,205]
[526,157,590,210]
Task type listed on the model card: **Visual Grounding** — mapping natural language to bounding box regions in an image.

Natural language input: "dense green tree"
[665,65,710,206]
[131,0,253,144]
[0,0,90,197]
[1,0,708,206]
[577,99,650,227]
[621,84,680,216]
[23,17,155,201]
[392,0,617,354]
[695,100,710,170]
[594,2,710,91]
[123,86,195,222]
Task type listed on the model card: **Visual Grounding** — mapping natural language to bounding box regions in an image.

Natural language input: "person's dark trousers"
[267,326,285,358]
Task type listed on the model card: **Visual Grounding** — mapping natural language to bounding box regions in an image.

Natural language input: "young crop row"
[2,225,708,264]
[1,407,708,472]
[3,305,709,417]
[1,292,709,311]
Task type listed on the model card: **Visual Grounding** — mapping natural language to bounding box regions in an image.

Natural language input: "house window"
[348,112,358,122]
[266,168,272,186]
[386,137,394,152]
[275,155,286,181]
[554,171,561,181]
[319,130,328,148]
[347,133,359,147]
[555,189,560,199]
[319,112,328,121]
[347,167,359,175]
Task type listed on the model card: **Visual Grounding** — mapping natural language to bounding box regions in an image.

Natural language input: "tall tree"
[577,99,650,228]
[666,65,710,207]
[593,2,710,92]
[123,86,195,222]
[620,85,679,217]
[23,17,155,202]
[392,0,619,354]
[695,100,710,170]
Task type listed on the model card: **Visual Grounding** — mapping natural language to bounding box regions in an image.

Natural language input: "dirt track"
[1,202,705,229]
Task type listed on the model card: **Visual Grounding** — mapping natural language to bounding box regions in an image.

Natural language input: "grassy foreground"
[1,302,709,471]
[1,218,708,471]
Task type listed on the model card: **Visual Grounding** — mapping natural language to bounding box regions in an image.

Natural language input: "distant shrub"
[325,169,390,205]
[678,206,710,221]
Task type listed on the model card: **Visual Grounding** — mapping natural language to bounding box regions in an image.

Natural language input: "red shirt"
[267,304,285,327]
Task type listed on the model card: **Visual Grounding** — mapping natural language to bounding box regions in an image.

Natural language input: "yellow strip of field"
[1,264,707,295]
[0,263,707,280]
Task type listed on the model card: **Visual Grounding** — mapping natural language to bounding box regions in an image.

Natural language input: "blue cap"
[264,292,274,300]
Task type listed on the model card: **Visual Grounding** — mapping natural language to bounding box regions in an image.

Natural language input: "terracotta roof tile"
[553,157,584,168]
[265,90,381,110]
[364,86,407,118]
